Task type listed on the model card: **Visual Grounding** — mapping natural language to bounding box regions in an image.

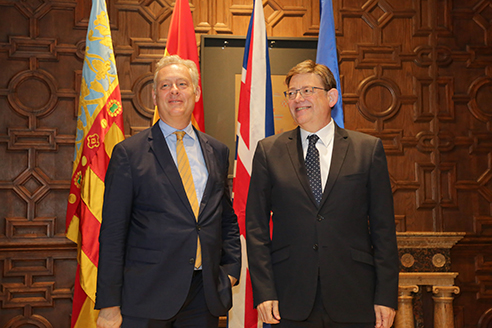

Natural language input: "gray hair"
[153,55,199,91]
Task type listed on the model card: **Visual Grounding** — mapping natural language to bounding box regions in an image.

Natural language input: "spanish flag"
[152,0,205,131]
[65,0,125,327]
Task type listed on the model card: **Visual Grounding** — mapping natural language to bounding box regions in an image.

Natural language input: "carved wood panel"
[0,0,491,327]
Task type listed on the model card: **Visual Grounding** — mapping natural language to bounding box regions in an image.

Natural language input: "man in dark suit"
[246,59,399,328]
[95,55,241,328]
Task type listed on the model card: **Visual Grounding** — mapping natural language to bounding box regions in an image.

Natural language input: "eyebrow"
[288,85,314,90]
[159,78,190,84]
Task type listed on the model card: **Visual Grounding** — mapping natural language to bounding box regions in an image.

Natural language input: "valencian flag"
[151,0,205,131]
[65,0,125,327]
[316,0,344,127]
[228,0,274,327]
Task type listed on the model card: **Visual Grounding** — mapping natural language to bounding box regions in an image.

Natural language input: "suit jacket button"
[196,225,201,231]
[189,258,195,265]
[313,244,319,250]
[317,215,324,222]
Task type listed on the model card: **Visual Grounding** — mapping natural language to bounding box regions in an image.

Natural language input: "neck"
[160,118,191,131]
[301,117,331,133]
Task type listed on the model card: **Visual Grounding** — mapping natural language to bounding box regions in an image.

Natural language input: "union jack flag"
[228,0,274,326]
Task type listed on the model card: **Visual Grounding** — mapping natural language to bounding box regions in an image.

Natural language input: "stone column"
[394,285,419,328]
[432,285,460,328]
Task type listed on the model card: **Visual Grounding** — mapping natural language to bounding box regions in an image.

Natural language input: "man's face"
[287,73,336,133]
[153,63,200,129]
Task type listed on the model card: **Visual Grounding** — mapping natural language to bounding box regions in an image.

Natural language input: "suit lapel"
[286,127,319,207]
[320,125,349,207]
[195,129,216,220]
[148,123,195,218]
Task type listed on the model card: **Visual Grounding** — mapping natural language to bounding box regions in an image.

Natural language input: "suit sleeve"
[219,146,241,283]
[245,141,277,306]
[95,143,133,309]
[368,139,399,309]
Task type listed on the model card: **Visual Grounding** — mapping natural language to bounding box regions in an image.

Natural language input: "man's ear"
[194,86,201,103]
[152,89,157,106]
[327,88,339,107]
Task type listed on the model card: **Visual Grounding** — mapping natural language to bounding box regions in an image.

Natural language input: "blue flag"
[316,0,344,128]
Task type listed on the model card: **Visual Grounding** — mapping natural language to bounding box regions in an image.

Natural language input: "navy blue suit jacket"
[95,123,241,319]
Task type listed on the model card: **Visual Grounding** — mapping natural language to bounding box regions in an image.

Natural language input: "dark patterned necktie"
[306,134,322,205]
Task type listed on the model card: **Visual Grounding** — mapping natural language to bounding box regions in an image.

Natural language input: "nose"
[170,83,179,94]
[294,90,305,101]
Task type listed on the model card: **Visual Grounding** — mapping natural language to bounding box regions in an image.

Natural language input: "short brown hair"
[285,59,337,90]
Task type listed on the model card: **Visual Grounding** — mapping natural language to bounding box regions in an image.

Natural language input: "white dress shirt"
[159,120,208,204]
[300,119,335,192]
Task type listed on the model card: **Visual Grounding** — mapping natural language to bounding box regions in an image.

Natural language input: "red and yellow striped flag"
[152,0,205,131]
[66,0,125,327]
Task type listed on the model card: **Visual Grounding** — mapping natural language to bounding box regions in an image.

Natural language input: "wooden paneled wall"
[0,0,491,327]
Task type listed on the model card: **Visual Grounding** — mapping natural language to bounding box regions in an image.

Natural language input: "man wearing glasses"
[246,59,399,328]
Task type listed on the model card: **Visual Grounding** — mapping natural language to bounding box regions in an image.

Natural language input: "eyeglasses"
[284,86,328,100]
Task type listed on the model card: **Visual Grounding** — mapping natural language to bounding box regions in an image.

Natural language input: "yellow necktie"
[174,131,202,269]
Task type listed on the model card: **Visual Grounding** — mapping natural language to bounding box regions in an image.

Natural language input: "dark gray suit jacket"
[95,123,241,320]
[246,125,398,323]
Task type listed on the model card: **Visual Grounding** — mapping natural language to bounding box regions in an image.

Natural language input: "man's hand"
[374,304,396,328]
[228,275,238,286]
[97,306,122,328]
[257,300,281,324]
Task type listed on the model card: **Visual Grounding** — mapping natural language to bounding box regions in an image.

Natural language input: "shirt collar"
[300,118,334,147]
[158,120,196,140]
